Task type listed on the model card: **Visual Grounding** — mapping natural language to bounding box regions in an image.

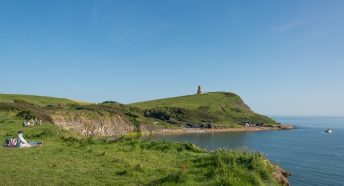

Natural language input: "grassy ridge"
[130,92,276,125]
[0,94,85,106]
[0,93,277,130]
[130,92,247,111]
[0,111,280,186]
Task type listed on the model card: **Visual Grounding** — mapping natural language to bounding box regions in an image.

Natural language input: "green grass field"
[0,111,281,186]
[130,92,244,111]
[0,94,86,106]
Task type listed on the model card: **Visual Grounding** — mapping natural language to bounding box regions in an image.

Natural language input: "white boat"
[325,128,332,134]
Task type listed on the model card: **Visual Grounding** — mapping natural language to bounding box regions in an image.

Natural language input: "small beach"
[150,125,294,135]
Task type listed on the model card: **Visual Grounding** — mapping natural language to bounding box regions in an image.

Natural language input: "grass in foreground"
[0,111,280,186]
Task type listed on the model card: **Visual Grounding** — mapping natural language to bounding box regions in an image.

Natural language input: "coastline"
[147,125,294,135]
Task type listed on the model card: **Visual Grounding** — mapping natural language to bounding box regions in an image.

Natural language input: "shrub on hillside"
[16,110,37,120]
[101,100,118,104]
[144,107,192,123]
[144,106,220,124]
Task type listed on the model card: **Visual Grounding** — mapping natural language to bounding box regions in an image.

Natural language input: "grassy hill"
[131,92,246,111]
[0,111,285,186]
[0,94,148,136]
[130,92,277,127]
[0,92,278,135]
[0,94,86,106]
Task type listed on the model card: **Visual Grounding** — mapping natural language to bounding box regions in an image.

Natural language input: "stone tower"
[197,86,203,94]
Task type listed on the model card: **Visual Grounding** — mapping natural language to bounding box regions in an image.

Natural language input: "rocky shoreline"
[148,124,294,135]
[272,164,291,186]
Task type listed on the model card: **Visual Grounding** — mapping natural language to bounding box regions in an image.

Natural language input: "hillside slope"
[0,95,145,136]
[130,92,277,126]
[0,94,86,106]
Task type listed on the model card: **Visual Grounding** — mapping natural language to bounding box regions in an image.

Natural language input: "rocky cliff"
[50,111,135,136]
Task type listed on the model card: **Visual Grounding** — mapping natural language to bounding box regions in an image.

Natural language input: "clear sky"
[1,0,344,116]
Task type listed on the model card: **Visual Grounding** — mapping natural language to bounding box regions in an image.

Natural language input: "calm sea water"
[151,117,344,186]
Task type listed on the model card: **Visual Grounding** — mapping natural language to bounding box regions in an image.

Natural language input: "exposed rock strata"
[51,111,135,136]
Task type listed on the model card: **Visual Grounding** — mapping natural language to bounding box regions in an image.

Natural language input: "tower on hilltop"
[197,86,203,94]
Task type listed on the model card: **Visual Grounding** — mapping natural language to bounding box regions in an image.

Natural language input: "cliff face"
[51,111,135,136]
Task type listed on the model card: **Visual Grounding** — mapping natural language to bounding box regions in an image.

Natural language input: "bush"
[101,100,118,104]
[144,107,193,123]
[16,110,37,120]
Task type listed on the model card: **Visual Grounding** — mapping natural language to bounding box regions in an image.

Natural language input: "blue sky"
[1,0,344,116]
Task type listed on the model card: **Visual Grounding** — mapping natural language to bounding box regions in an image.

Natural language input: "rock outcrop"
[51,111,135,136]
[271,163,290,186]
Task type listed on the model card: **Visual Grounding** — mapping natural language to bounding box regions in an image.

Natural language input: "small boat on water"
[325,128,332,134]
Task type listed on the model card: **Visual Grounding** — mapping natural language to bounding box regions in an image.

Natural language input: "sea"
[151,117,344,186]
